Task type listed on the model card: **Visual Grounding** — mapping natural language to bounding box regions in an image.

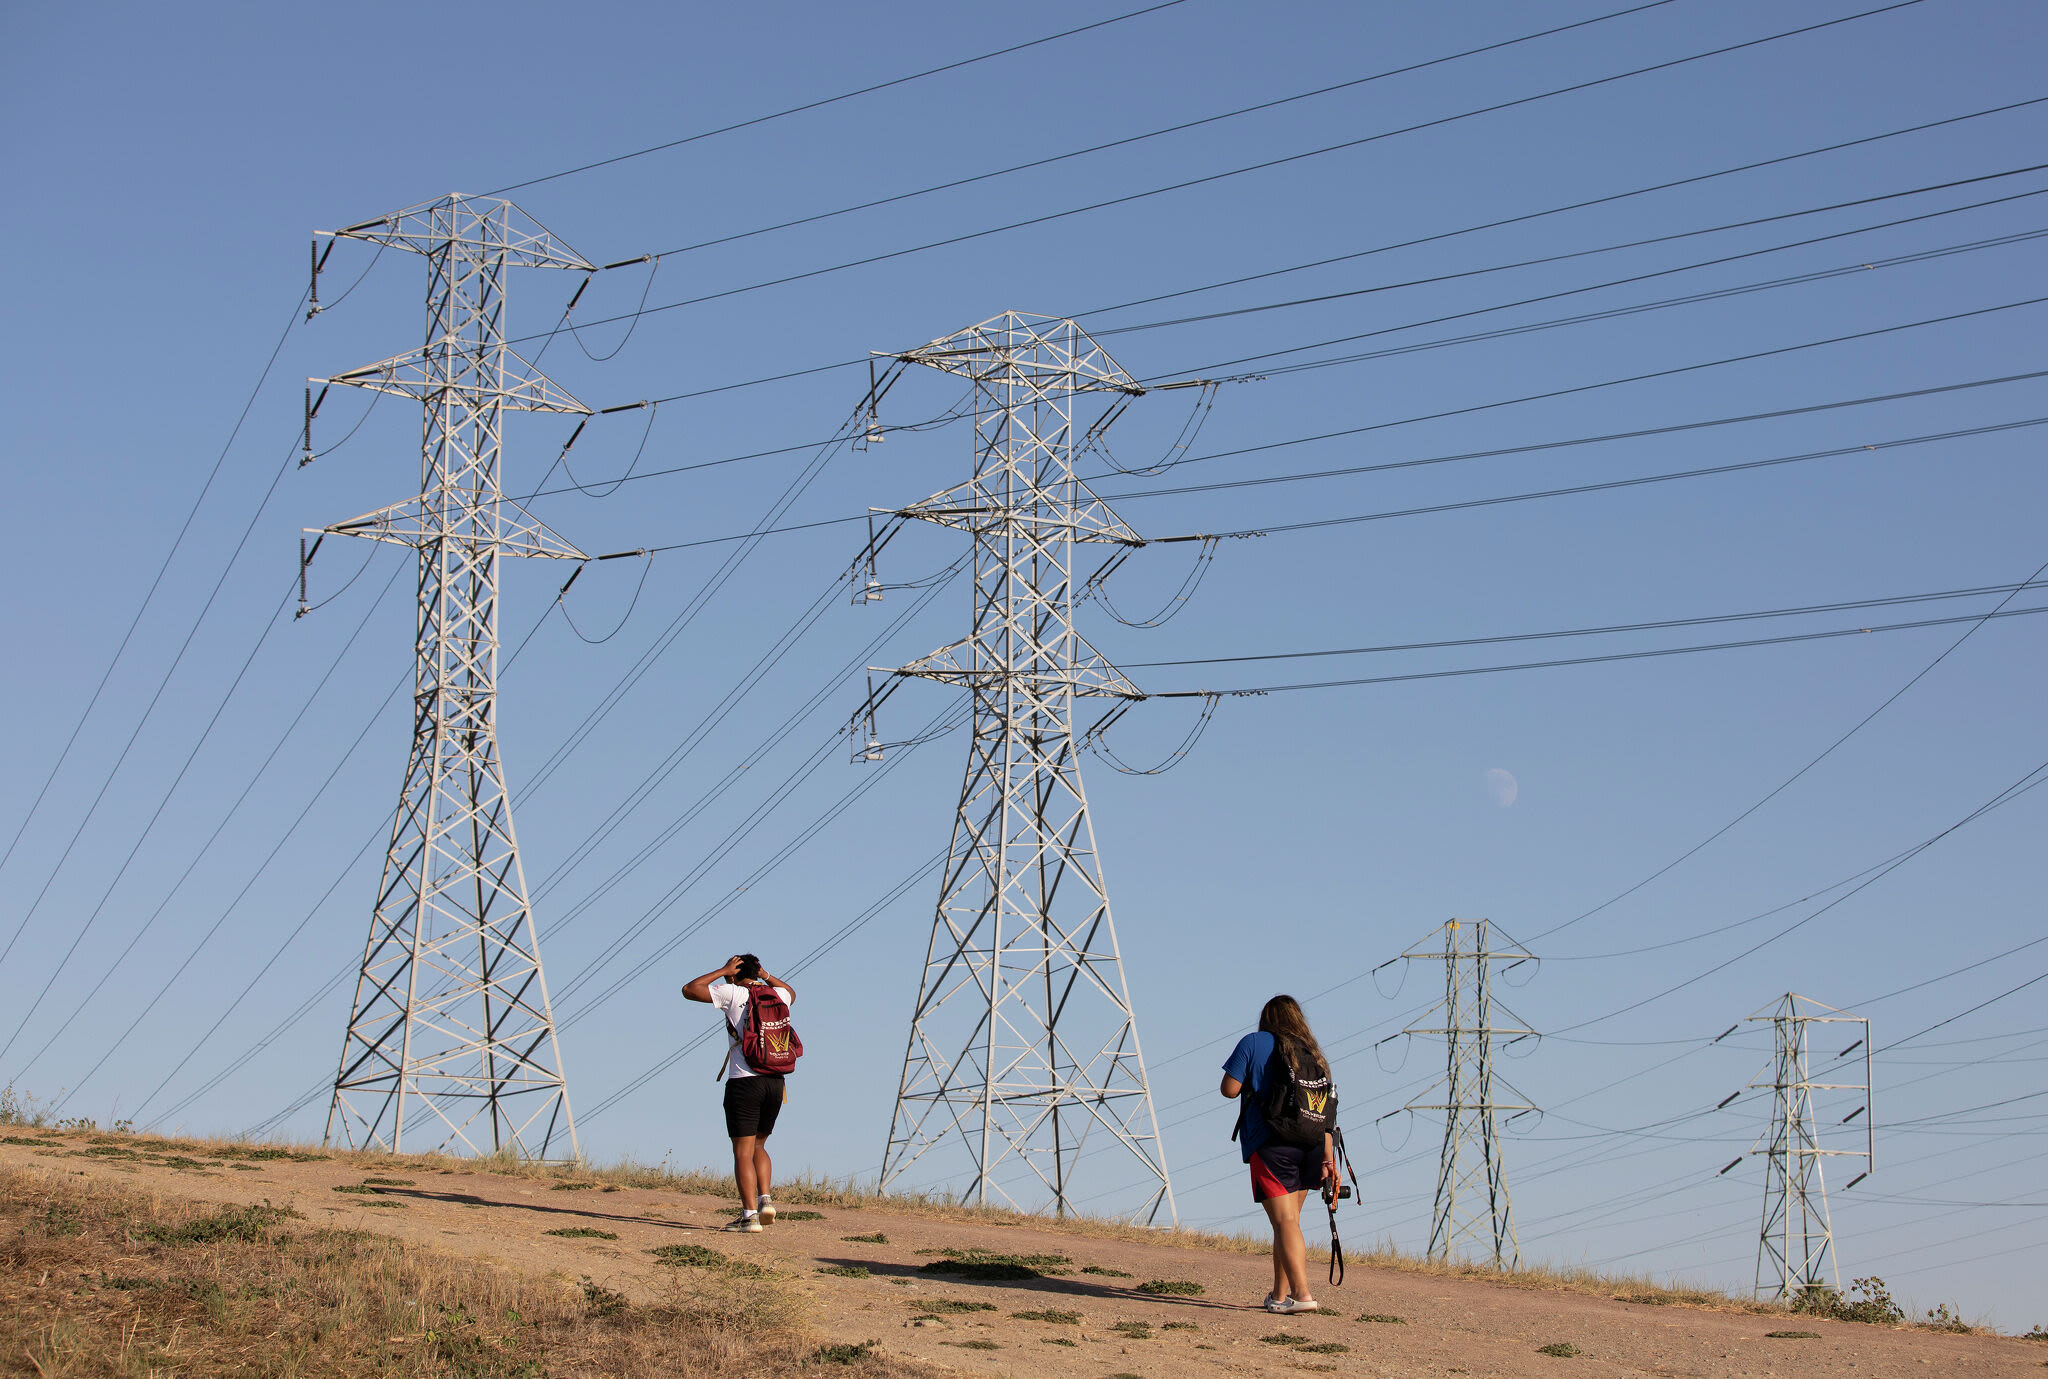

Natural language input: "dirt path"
[3,1132,2038,1378]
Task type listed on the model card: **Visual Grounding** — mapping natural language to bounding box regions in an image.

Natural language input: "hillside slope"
[2,1129,2038,1377]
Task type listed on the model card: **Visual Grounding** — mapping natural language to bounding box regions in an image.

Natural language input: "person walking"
[684,953,799,1232]
[1222,994,1338,1313]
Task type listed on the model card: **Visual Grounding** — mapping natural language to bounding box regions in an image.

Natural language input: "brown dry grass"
[0,1160,930,1377]
[15,1119,1776,1317]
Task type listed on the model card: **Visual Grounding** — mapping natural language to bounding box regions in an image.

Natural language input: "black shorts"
[723,1075,785,1139]
[1250,1142,1325,1202]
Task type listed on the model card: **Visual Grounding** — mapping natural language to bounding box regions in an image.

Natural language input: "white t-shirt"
[708,978,792,1080]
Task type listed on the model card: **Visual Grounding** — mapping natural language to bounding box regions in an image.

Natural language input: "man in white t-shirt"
[683,953,795,1232]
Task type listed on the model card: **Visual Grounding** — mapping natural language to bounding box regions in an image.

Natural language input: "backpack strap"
[714,984,750,1081]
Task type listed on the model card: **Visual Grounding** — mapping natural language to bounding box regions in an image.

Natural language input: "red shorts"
[1249,1143,1324,1202]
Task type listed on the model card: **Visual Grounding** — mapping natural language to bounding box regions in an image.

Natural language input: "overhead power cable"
[1125,579,2048,670]
[483,0,1195,195]
[563,93,2048,411]
[1158,203,2048,382]
[620,296,2048,557]
[19,559,407,1088]
[1144,604,2048,698]
[1546,755,2048,1036]
[0,295,304,963]
[1113,166,2048,345]
[652,1,1685,258]
[1531,549,2048,944]
[1101,368,2048,506]
[535,2,1930,337]
[1198,416,2048,540]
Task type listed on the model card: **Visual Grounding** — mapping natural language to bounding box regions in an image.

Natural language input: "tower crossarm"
[310,493,587,561]
[320,194,596,272]
[317,344,590,415]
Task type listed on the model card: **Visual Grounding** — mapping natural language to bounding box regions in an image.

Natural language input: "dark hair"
[735,953,763,982]
[1258,994,1328,1079]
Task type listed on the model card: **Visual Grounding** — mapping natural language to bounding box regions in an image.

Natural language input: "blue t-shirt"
[1223,1031,1280,1162]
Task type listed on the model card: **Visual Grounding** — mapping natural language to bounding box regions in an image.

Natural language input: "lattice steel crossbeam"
[869,313,1174,1224]
[312,195,587,1160]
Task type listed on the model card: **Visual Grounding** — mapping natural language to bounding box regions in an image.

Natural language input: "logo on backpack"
[736,983,803,1076]
[1261,1047,1338,1147]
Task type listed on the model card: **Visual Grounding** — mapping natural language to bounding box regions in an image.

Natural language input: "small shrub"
[2021,1325,2048,1341]
[1299,1342,1351,1354]
[359,1176,414,1186]
[578,1276,628,1319]
[1537,1341,1581,1357]
[545,1226,618,1239]
[137,1201,295,1246]
[942,1339,1000,1350]
[1262,1332,1310,1346]
[1041,1336,1077,1346]
[1080,1264,1132,1277]
[816,1264,870,1278]
[1162,1320,1198,1330]
[919,1249,1055,1281]
[1617,1292,1671,1305]
[550,1182,596,1191]
[842,1231,889,1243]
[778,1209,825,1221]
[37,1203,84,1237]
[648,1242,765,1277]
[815,1341,878,1364]
[1795,1276,1904,1325]
[1135,1278,1203,1296]
[1011,1308,1081,1324]
[1111,1321,1154,1338]
[1924,1302,1971,1333]
[1766,1331,1821,1339]
[917,1299,996,1314]
[1359,1313,1406,1323]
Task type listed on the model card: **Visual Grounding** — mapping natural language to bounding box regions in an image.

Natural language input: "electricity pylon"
[1742,994,1872,1300]
[308,194,591,1158]
[856,312,1176,1224]
[1402,918,1536,1267]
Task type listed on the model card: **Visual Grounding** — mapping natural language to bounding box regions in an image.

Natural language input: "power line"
[1532,549,2048,945]
[483,1,1196,196]
[1197,416,2047,540]
[1545,756,2048,1035]
[646,1,1686,258]
[558,93,2048,411]
[1129,579,2048,671]
[1147,605,2048,697]
[0,298,305,965]
[538,2,1931,338]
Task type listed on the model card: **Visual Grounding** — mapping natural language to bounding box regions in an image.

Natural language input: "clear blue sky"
[2,0,2043,1327]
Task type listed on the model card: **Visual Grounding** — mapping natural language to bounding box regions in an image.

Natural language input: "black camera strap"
[1323,1128,1362,1286]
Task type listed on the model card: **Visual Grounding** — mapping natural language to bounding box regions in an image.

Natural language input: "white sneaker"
[722,1212,763,1233]
[1268,1296,1319,1314]
[757,1195,776,1225]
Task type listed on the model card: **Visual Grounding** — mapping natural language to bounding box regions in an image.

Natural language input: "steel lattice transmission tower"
[1741,993,1872,1300]
[1402,918,1536,1267]
[860,312,1177,1224]
[309,194,592,1158]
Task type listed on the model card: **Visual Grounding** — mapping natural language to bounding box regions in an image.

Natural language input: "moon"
[1485,768,1519,807]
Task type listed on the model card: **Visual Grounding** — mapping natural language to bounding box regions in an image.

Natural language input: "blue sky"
[2,0,2043,1327]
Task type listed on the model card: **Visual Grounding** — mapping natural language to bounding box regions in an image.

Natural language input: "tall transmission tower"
[1738,993,1872,1301]
[1401,918,1536,1267]
[307,194,592,1158]
[854,311,1177,1224]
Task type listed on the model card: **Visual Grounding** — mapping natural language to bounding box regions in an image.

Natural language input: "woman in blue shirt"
[1222,994,1336,1313]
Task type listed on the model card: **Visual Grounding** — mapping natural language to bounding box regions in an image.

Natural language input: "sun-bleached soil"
[3,1130,2039,1378]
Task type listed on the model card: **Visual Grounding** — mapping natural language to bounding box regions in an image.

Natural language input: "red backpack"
[727,983,802,1077]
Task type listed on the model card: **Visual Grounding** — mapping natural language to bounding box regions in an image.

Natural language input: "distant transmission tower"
[1738,993,1872,1300]
[855,311,1177,1224]
[1402,918,1536,1267]
[307,195,592,1158]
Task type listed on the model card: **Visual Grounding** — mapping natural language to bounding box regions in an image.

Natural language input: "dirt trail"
[3,1132,2037,1378]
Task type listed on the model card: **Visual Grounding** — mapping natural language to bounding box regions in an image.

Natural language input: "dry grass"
[4,1117,1764,1318]
[0,1161,929,1377]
